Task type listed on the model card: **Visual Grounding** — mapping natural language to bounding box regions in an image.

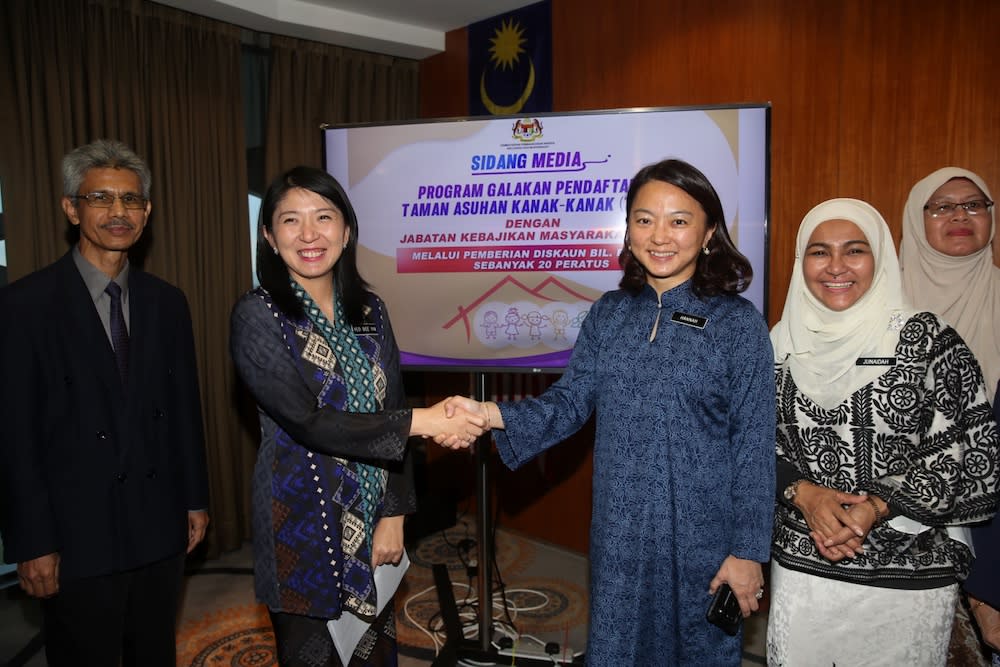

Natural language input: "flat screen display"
[324,105,770,371]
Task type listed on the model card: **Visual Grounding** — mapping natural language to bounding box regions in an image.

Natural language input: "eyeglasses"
[923,199,993,217]
[73,191,147,210]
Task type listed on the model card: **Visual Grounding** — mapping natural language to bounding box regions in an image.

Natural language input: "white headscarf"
[771,198,914,410]
[900,167,999,393]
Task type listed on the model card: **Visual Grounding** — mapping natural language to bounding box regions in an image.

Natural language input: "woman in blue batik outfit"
[230,167,483,667]
[446,159,776,665]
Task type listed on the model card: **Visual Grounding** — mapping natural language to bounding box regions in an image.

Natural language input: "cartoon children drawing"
[504,307,522,340]
[551,309,570,341]
[481,310,499,340]
[524,310,548,341]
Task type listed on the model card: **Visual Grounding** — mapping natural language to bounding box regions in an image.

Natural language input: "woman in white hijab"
[901,168,1000,659]
[767,198,1000,667]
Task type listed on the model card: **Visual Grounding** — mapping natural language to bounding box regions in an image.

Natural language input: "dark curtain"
[264,35,419,175]
[0,0,256,556]
[0,0,424,562]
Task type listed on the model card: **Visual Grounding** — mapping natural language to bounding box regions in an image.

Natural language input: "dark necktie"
[105,281,129,384]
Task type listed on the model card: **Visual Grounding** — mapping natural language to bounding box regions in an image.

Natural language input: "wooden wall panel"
[419,28,468,118]
[419,0,1000,552]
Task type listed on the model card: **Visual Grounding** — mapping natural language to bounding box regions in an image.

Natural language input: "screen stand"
[430,372,580,666]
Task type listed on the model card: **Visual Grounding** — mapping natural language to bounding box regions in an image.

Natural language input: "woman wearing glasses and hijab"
[767,198,1000,666]
[901,168,1000,661]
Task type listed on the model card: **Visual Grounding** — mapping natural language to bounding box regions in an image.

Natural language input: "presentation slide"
[325,105,769,371]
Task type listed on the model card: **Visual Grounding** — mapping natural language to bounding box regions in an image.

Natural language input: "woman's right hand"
[411,399,486,448]
[794,481,869,561]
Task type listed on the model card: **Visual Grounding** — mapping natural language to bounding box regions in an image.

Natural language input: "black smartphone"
[706,583,742,636]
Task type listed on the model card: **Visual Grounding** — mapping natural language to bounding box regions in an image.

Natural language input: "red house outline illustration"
[443,274,596,342]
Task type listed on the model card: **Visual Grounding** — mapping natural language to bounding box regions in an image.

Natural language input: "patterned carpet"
[174,520,590,666]
[6,527,987,666]
[176,602,276,667]
[396,526,588,658]
[169,539,992,667]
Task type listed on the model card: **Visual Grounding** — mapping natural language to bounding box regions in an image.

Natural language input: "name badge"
[855,357,896,366]
[353,323,377,336]
[670,311,707,329]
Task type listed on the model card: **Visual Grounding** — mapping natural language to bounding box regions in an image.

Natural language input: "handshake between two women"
[410,396,503,449]
[411,396,494,449]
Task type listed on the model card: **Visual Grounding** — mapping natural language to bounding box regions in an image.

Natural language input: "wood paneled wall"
[418,0,1000,552]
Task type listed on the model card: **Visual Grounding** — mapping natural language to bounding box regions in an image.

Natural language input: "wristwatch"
[783,479,802,502]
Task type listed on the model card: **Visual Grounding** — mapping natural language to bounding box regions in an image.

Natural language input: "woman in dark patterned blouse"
[767,198,1000,666]
[230,166,483,667]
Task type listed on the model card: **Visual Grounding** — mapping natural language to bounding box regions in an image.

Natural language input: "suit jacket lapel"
[125,270,152,391]
[55,253,124,399]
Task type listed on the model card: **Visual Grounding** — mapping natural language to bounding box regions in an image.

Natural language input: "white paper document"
[327,550,410,665]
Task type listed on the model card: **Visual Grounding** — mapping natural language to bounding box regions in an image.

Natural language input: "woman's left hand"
[371,515,405,567]
[709,555,764,617]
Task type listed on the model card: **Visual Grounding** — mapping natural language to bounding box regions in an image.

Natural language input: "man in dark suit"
[0,139,210,666]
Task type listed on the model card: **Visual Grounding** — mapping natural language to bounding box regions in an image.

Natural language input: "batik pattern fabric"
[293,281,386,556]
[269,605,399,667]
[773,312,1000,588]
[230,287,415,626]
[492,282,776,666]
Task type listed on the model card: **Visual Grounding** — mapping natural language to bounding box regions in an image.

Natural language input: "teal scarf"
[292,281,385,548]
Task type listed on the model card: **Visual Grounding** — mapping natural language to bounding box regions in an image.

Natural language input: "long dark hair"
[618,159,752,297]
[256,166,371,324]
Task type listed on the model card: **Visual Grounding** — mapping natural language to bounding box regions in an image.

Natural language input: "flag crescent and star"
[469,2,551,116]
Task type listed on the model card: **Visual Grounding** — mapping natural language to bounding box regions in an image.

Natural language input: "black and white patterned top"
[773,312,1000,590]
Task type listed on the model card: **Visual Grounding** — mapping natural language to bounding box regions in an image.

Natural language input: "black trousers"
[269,603,399,667]
[40,552,185,667]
